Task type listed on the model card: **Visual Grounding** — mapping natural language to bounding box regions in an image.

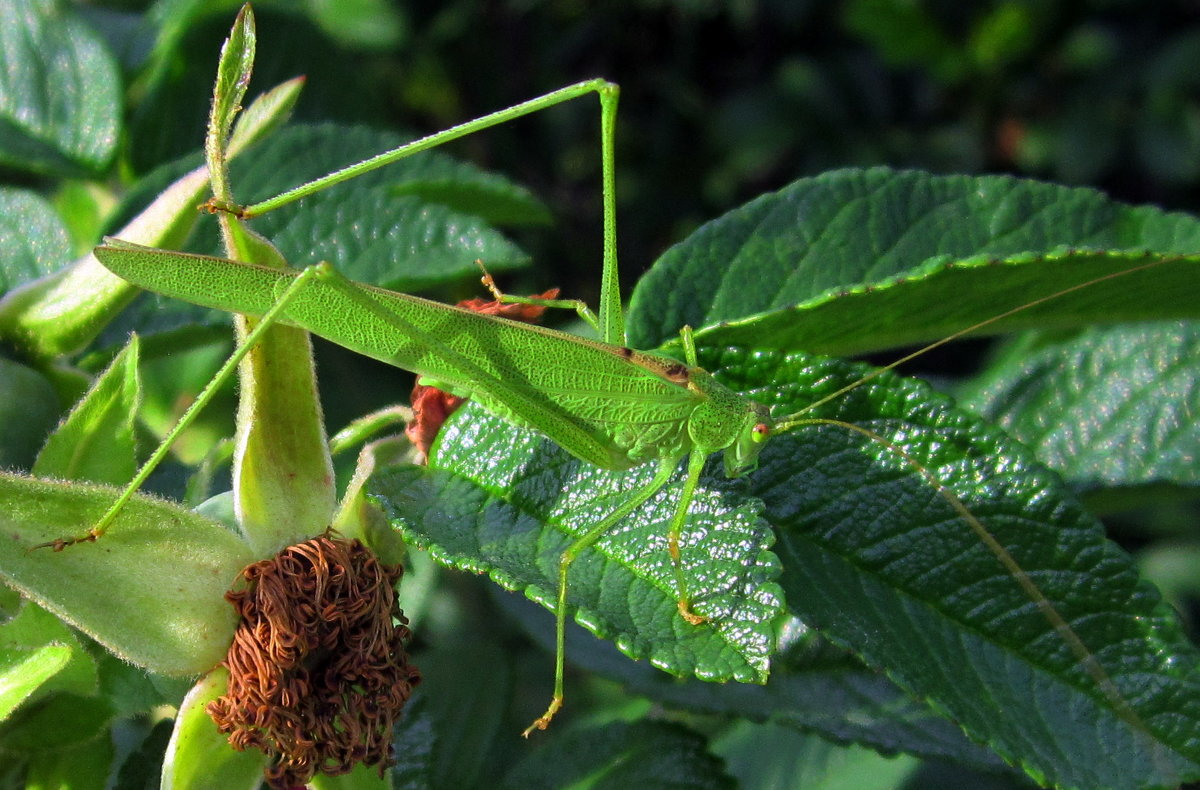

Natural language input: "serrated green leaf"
[0,472,254,676]
[698,345,1200,790]
[960,321,1200,490]
[0,645,72,720]
[499,720,734,790]
[0,0,120,175]
[33,335,141,485]
[0,188,73,293]
[369,413,783,686]
[162,668,265,790]
[628,168,1200,355]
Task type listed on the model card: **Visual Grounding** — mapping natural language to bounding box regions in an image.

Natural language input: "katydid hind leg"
[523,454,681,736]
[668,448,709,625]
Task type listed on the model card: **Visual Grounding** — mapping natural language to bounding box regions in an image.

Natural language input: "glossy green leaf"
[0,188,72,293]
[628,168,1200,355]
[960,321,1200,490]
[386,342,1200,789]
[369,413,782,687]
[707,345,1200,790]
[0,472,254,676]
[33,335,141,485]
[0,0,120,175]
[499,720,734,790]
[162,668,265,790]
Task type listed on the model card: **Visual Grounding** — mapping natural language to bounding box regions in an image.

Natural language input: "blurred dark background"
[101,0,1200,310]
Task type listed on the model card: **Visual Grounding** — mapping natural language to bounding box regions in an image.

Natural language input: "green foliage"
[0,3,1198,790]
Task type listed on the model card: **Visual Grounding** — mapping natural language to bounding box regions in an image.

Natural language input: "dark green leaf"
[0,358,60,469]
[412,642,512,789]
[705,345,1200,790]
[712,720,921,790]
[500,720,734,790]
[95,652,169,718]
[0,692,112,752]
[24,735,114,789]
[113,718,174,790]
[960,321,1200,490]
[627,169,1200,355]
[495,591,1008,772]
[0,0,120,175]
[218,124,542,286]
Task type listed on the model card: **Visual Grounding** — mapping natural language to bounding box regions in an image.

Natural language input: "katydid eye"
[752,423,770,442]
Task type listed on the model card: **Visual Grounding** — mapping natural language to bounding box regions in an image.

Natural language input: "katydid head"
[723,402,773,478]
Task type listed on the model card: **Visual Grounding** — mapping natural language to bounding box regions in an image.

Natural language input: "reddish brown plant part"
[207,533,420,789]
[405,289,560,459]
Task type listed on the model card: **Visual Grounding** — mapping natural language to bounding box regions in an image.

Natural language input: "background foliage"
[1,1,1199,788]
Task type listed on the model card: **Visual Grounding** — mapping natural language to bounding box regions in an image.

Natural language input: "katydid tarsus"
[68,78,1161,739]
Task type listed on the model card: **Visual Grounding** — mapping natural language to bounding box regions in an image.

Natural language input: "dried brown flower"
[207,533,420,789]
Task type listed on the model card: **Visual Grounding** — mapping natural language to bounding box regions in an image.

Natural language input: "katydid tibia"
[73,78,1160,742]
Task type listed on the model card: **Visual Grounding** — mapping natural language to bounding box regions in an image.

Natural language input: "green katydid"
[71,78,1177,745]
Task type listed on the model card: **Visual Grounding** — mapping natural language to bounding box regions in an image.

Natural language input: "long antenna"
[774,255,1175,432]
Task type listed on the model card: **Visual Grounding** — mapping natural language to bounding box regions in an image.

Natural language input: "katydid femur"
[79,79,1144,737]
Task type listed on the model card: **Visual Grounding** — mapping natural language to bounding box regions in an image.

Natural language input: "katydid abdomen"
[95,242,769,476]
